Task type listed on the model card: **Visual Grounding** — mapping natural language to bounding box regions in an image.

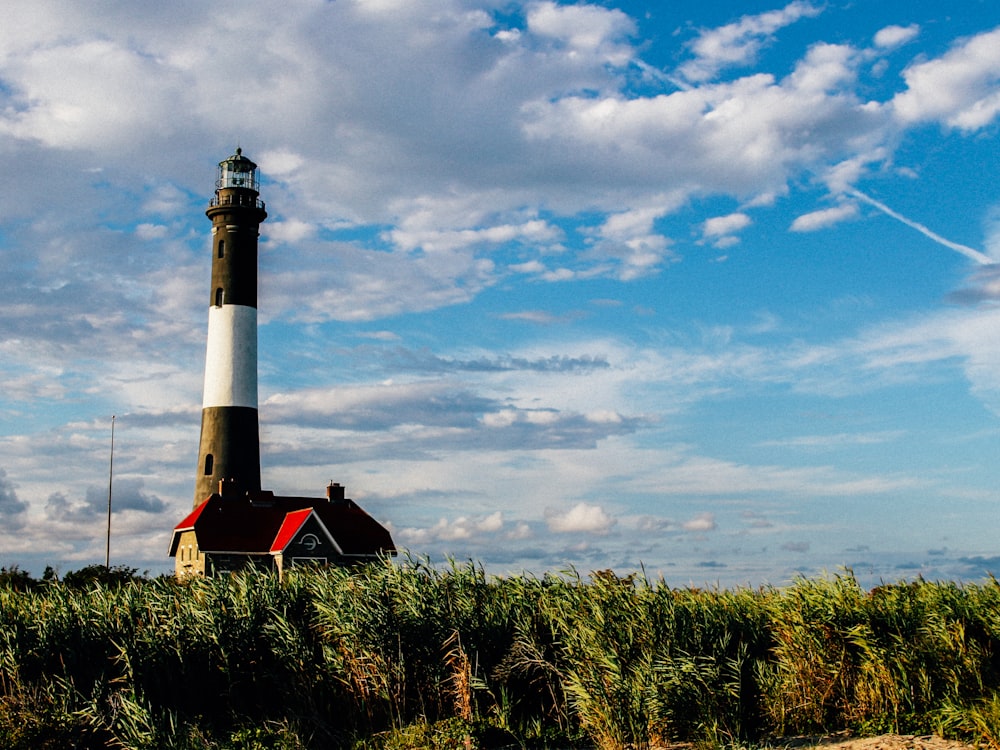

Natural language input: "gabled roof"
[270,508,345,556]
[173,501,209,535]
[270,508,313,552]
[168,490,395,559]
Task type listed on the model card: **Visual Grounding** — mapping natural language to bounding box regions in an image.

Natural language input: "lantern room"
[217,147,260,193]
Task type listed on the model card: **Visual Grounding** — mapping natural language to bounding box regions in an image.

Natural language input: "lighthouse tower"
[172,148,393,577]
[193,148,267,505]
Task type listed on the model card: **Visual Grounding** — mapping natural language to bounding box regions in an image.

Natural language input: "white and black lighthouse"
[171,149,394,578]
[193,148,267,506]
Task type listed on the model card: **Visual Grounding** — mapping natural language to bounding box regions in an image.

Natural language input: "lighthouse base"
[194,406,261,504]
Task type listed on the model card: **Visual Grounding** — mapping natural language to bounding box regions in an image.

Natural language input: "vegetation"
[2,562,1000,749]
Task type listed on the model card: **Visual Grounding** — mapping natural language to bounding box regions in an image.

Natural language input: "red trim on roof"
[168,498,213,556]
[270,508,313,552]
[174,498,210,532]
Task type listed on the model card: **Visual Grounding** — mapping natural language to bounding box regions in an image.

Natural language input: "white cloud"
[401,518,470,543]
[397,511,505,544]
[388,219,561,254]
[0,468,28,527]
[261,243,498,323]
[264,380,487,428]
[873,24,919,50]
[142,184,191,216]
[482,410,518,428]
[758,431,904,449]
[541,268,580,282]
[821,151,887,194]
[703,212,751,238]
[499,310,563,324]
[135,224,169,240]
[266,219,317,245]
[892,27,1000,131]
[478,511,504,533]
[0,39,188,150]
[682,512,716,532]
[546,502,615,534]
[526,1,636,67]
[679,1,822,83]
[790,203,858,232]
[506,521,533,540]
[523,69,882,205]
[600,206,664,239]
[787,42,857,94]
[590,203,677,280]
[259,149,306,177]
[985,207,1000,262]
[356,330,401,341]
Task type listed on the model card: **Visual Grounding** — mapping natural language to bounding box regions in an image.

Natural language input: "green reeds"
[761,574,996,737]
[2,564,1000,749]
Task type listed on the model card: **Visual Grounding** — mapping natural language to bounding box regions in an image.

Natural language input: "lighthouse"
[171,149,394,578]
[193,148,266,506]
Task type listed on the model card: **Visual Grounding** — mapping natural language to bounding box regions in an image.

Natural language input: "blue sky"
[1,0,1000,587]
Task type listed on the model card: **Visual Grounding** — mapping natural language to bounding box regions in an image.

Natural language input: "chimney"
[326,481,345,502]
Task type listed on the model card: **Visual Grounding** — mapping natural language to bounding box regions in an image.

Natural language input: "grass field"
[2,560,999,749]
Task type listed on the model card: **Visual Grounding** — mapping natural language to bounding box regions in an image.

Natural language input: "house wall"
[205,552,275,577]
[174,530,206,577]
[286,515,341,562]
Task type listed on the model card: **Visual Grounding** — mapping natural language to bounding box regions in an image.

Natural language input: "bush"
[61,564,142,589]
[0,566,36,592]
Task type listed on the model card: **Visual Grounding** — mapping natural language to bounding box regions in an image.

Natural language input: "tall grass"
[2,564,1000,749]
[761,574,998,736]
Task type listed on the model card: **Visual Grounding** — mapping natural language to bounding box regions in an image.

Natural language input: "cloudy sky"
[2,0,1000,586]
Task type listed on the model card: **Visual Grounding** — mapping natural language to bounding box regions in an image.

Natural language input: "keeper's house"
[170,480,395,578]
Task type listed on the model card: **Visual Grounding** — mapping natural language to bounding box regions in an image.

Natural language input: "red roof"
[270,508,313,552]
[169,490,395,559]
[173,501,209,533]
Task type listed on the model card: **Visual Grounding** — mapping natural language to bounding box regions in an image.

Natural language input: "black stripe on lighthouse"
[194,149,267,506]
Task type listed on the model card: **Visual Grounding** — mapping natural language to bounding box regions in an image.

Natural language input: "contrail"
[848,188,993,266]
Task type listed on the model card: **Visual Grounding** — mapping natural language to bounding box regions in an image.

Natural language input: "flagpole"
[106,415,115,570]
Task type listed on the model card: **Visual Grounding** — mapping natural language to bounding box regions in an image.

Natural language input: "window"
[218,239,225,258]
[204,454,213,475]
[215,288,224,307]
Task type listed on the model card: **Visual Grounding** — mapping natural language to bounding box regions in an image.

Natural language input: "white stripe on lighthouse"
[202,305,258,408]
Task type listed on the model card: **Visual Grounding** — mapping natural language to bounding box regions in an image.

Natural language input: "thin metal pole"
[106,415,115,570]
